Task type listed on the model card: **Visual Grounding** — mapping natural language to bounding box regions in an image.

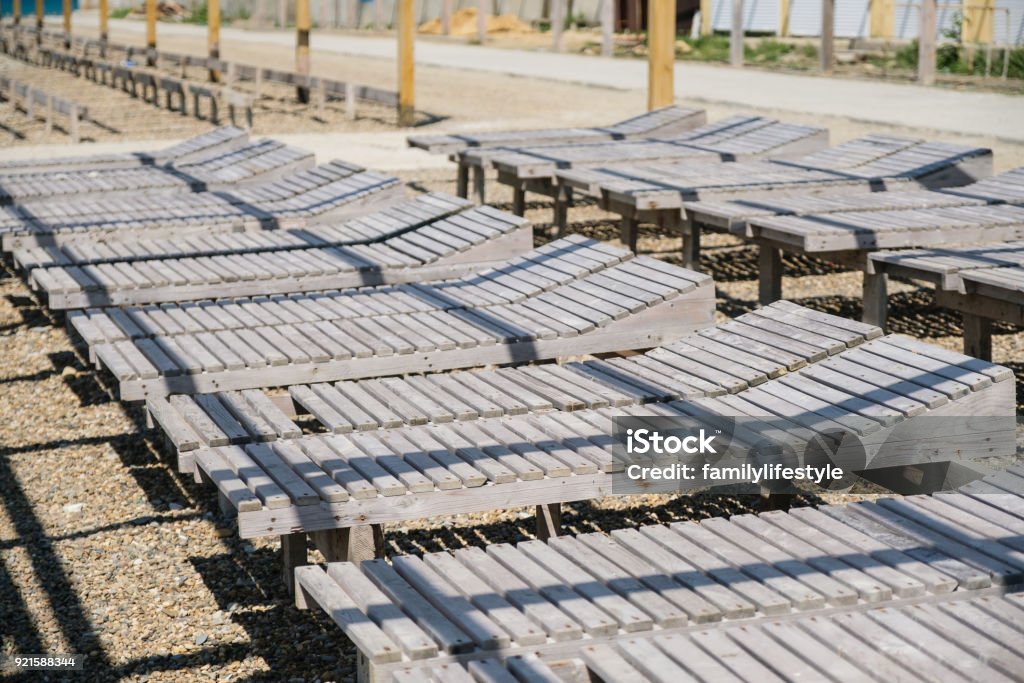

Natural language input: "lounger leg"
[472,166,486,204]
[962,313,992,362]
[758,245,783,305]
[512,185,526,217]
[536,503,562,540]
[554,186,572,235]
[682,220,701,271]
[456,164,469,199]
[862,269,888,330]
[342,525,386,563]
[620,213,638,253]
[281,532,309,594]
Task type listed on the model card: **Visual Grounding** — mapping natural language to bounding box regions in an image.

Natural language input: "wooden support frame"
[145,0,157,65]
[779,0,790,36]
[551,0,564,52]
[441,0,451,34]
[477,0,487,43]
[99,0,108,51]
[647,0,675,110]
[13,0,20,25]
[397,0,415,127]
[870,0,894,38]
[62,0,71,48]
[700,0,712,35]
[35,0,43,43]
[601,0,614,56]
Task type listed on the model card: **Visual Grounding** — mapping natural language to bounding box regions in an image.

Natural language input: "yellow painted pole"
[208,0,221,81]
[699,0,711,35]
[146,0,157,64]
[13,0,20,25]
[647,0,675,110]
[35,0,42,43]
[870,0,893,38]
[397,0,415,126]
[62,0,71,47]
[99,0,108,47]
[296,0,311,102]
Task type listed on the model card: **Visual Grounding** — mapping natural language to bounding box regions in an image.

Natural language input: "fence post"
[821,0,834,73]
[730,0,743,66]
[648,0,676,110]
[918,0,936,84]
[397,0,415,126]
[441,0,451,34]
[477,0,487,42]
[208,0,221,81]
[146,0,157,65]
[552,0,564,51]
[35,0,42,44]
[601,0,613,56]
[62,0,71,48]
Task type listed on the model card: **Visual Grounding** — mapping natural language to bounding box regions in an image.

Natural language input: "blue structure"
[1,0,78,16]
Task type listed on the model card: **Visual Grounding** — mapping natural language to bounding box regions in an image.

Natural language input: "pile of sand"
[420,8,536,36]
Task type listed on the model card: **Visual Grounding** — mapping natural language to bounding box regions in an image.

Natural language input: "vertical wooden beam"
[375,0,384,28]
[601,0,614,56]
[208,0,221,81]
[35,0,43,41]
[13,0,20,25]
[346,0,357,27]
[862,269,888,330]
[963,0,993,43]
[700,0,712,35]
[730,0,743,67]
[918,0,936,85]
[145,0,157,65]
[397,0,415,126]
[296,0,311,102]
[441,0,451,34]
[778,0,789,36]
[758,246,783,304]
[99,0,108,47]
[319,0,328,29]
[870,0,893,38]
[62,0,71,47]
[821,0,834,73]
[536,503,562,541]
[278,0,287,27]
[647,0,675,110]
[477,0,487,42]
[552,0,564,51]
[962,313,992,361]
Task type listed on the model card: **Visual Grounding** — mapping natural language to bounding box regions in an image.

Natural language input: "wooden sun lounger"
[294,472,1024,682]
[747,201,1024,329]
[870,241,1024,361]
[475,116,828,211]
[13,193,473,272]
[0,163,405,251]
[145,304,1013,583]
[0,139,315,205]
[554,135,993,263]
[147,300,881,472]
[33,203,533,309]
[70,237,715,400]
[0,127,249,175]
[406,106,707,155]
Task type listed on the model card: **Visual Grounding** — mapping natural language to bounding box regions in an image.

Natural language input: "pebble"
[63,502,85,514]
[194,632,209,646]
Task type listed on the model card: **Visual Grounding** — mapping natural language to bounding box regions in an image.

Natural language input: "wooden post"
[700,0,712,35]
[758,246,783,304]
[99,0,108,49]
[296,0,311,102]
[13,0,20,25]
[647,0,675,110]
[862,269,888,329]
[62,0,71,48]
[255,0,265,26]
[962,313,992,361]
[278,0,287,27]
[918,0,937,85]
[778,0,790,36]
[477,0,486,42]
[397,0,415,126]
[208,0,221,81]
[441,0,451,34]
[346,0,357,27]
[821,0,834,74]
[730,0,743,67]
[601,0,614,56]
[536,503,562,541]
[963,0,993,43]
[870,0,894,38]
[374,0,383,28]
[35,0,42,43]
[319,0,328,28]
[552,0,564,51]
[145,0,157,65]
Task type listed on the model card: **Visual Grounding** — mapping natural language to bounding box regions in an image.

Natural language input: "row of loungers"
[4,119,1020,680]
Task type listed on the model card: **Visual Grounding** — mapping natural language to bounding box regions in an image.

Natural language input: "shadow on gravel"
[2,293,52,330]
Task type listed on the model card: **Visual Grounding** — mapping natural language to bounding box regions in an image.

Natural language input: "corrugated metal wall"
[993,0,1024,44]
[893,2,959,40]
[710,0,779,32]
[783,0,870,37]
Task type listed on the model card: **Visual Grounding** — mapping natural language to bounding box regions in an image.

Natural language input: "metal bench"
[478,116,828,212]
[295,475,1024,682]
[870,241,1024,360]
[69,236,715,399]
[554,135,994,265]
[407,106,707,155]
[0,162,403,250]
[0,126,247,175]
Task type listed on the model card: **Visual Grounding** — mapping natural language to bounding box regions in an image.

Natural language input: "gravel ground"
[0,163,1021,682]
